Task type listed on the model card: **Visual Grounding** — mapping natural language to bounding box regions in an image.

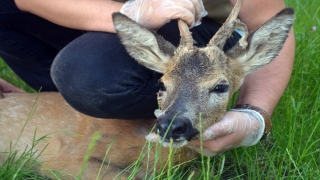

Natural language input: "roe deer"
[0,0,294,179]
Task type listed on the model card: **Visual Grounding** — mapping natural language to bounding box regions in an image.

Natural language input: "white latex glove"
[120,0,208,30]
[190,109,265,157]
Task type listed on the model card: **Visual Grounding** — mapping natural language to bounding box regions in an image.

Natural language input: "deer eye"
[210,84,229,93]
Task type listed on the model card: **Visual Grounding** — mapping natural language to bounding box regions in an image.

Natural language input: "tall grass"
[1,0,320,179]
[0,93,49,180]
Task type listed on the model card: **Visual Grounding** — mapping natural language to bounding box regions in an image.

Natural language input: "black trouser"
[0,0,240,119]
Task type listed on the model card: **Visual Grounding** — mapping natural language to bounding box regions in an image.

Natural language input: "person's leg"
[0,0,83,91]
[52,31,162,119]
[51,17,240,119]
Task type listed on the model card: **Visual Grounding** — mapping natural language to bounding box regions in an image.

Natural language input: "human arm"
[191,0,295,155]
[234,0,295,115]
[14,0,206,33]
[14,0,123,33]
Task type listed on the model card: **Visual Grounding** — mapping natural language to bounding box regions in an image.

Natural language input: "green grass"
[1,0,320,179]
[0,93,49,180]
[0,60,34,93]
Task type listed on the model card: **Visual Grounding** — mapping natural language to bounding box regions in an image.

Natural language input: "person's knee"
[51,32,118,92]
[51,32,160,119]
[51,56,118,118]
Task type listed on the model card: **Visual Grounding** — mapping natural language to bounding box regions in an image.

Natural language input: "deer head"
[112,0,294,148]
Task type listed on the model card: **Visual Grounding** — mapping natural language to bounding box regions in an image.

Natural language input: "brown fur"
[0,92,197,179]
[0,0,294,179]
[113,0,294,146]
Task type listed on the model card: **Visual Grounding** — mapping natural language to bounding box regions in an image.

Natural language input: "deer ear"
[228,8,294,74]
[112,13,176,73]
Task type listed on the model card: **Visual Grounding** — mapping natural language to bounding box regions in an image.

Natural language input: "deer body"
[0,0,294,179]
[0,92,197,179]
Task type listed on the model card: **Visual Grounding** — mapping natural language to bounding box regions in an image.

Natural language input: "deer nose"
[156,117,199,141]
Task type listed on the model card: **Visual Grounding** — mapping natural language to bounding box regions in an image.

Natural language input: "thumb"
[202,113,237,140]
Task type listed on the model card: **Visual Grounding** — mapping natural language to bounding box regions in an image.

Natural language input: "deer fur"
[113,0,294,147]
[0,92,196,179]
[0,0,294,179]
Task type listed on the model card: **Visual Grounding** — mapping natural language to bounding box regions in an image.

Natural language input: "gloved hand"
[120,0,208,30]
[0,78,25,99]
[189,109,265,157]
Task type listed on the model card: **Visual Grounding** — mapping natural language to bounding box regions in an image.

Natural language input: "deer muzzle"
[156,115,199,146]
